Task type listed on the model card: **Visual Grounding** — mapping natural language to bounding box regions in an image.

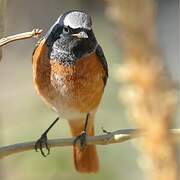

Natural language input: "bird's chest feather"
[33,43,104,114]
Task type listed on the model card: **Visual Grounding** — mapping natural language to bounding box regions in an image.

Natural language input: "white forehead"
[63,11,92,30]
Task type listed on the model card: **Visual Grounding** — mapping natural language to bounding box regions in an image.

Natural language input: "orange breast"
[32,40,105,115]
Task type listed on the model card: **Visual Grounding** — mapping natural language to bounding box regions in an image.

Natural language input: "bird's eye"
[63,26,70,34]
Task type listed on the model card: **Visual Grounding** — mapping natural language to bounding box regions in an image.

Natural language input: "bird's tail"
[68,117,99,173]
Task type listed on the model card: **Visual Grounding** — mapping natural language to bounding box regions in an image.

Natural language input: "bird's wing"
[32,37,44,57]
[95,44,108,86]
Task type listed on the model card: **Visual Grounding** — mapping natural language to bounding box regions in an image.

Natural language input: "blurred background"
[0,0,179,180]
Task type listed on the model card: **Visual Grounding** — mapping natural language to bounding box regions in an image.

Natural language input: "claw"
[74,131,87,151]
[34,133,50,157]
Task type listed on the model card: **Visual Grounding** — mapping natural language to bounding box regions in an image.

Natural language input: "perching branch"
[0,128,179,159]
[0,28,43,47]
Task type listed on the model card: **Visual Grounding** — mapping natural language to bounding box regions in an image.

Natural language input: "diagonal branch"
[0,128,179,159]
[0,28,43,47]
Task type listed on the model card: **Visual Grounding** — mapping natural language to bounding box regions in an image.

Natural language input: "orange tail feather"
[68,118,99,173]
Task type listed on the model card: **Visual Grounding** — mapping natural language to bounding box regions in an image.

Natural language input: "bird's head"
[45,10,97,65]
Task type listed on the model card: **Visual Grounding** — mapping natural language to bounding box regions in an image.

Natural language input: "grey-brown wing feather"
[95,45,108,86]
[32,38,44,57]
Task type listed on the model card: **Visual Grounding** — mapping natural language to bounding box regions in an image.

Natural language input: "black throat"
[45,29,97,66]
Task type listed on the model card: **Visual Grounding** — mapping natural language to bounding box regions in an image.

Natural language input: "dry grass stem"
[106,0,178,180]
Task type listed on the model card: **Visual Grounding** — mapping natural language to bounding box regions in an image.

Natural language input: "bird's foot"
[74,131,87,151]
[35,132,50,157]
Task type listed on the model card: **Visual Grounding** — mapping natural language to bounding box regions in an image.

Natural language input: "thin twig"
[0,29,43,47]
[0,128,179,159]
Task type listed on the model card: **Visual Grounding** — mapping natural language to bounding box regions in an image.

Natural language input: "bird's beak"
[72,31,88,39]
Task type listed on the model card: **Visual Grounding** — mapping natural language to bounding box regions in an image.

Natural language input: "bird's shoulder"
[95,44,108,86]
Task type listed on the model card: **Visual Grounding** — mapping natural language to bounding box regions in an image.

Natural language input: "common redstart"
[32,10,108,173]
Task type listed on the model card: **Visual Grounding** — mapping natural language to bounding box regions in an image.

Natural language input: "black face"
[45,11,97,66]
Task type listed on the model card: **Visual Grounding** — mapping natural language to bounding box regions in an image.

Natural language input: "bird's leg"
[35,117,59,157]
[74,113,89,151]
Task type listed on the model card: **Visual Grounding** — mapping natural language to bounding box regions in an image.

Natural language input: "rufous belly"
[33,41,105,120]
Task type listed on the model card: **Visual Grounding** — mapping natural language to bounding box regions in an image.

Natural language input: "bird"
[32,10,108,173]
